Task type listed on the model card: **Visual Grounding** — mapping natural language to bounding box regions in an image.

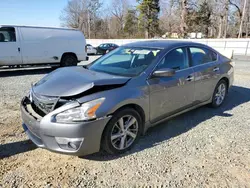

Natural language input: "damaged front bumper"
[20,97,111,156]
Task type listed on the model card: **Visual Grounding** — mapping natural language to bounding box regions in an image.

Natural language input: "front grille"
[31,103,46,117]
[30,90,59,116]
[54,99,68,109]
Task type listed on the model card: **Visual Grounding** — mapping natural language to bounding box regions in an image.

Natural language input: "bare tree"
[111,0,128,36]
[60,0,84,29]
[246,2,250,38]
[60,0,101,38]
[160,0,181,36]
[229,0,243,21]
[228,0,247,38]
[238,0,247,38]
[60,0,250,39]
[223,0,229,38]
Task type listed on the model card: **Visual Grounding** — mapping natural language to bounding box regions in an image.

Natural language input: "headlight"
[55,98,105,123]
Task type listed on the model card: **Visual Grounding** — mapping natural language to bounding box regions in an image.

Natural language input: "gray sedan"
[21,40,234,156]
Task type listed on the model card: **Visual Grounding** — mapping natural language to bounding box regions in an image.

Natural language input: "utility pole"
[247,23,250,38]
[88,11,91,39]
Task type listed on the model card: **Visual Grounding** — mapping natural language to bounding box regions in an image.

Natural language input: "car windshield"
[100,44,109,48]
[88,47,161,77]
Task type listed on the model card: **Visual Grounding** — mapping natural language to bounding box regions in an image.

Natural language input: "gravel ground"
[0,57,250,187]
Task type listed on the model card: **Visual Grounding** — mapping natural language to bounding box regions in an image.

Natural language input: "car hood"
[33,67,130,97]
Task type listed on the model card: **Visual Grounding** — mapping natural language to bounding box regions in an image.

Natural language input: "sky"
[0,0,137,27]
[0,0,72,27]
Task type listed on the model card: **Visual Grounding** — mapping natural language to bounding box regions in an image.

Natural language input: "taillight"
[229,61,235,67]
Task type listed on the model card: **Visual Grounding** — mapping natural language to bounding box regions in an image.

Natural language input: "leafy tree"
[185,1,212,37]
[124,9,138,38]
[111,0,128,38]
[137,0,160,38]
[196,1,212,37]
[186,7,199,34]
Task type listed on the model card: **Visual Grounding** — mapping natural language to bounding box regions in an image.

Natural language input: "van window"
[0,27,16,42]
[189,47,216,66]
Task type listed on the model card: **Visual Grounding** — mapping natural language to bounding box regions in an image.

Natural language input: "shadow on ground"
[0,67,55,77]
[83,85,250,161]
[0,140,36,159]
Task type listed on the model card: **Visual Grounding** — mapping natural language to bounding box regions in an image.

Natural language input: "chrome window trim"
[147,44,219,80]
[148,45,191,79]
[188,46,218,66]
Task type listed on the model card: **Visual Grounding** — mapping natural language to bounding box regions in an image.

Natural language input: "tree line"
[60,0,250,39]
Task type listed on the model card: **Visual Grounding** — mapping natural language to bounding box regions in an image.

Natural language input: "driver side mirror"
[152,68,175,77]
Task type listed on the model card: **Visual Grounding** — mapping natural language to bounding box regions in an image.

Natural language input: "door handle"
[213,67,219,72]
[18,48,20,52]
[186,75,194,82]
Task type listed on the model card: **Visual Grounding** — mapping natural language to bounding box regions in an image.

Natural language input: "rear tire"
[210,80,227,108]
[102,108,142,155]
[61,54,78,67]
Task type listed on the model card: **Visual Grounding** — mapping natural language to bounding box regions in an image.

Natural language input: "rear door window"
[189,47,217,66]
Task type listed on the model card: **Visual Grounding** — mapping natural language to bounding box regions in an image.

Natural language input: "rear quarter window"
[190,47,217,66]
[211,51,218,61]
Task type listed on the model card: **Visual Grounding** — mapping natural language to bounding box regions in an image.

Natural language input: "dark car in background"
[96,43,119,55]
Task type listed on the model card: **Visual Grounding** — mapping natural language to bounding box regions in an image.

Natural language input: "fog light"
[68,142,78,150]
[55,137,84,151]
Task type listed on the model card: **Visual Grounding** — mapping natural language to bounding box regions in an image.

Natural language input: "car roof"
[0,25,77,31]
[123,40,206,50]
[100,43,117,45]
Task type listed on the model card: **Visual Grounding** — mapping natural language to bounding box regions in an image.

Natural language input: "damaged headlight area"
[55,98,105,123]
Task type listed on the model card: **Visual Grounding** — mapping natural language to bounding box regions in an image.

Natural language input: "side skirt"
[143,100,212,134]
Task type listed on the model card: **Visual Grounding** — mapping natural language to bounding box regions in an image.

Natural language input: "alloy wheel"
[214,83,226,106]
[110,115,138,150]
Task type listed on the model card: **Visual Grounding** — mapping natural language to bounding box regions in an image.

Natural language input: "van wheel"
[102,108,142,155]
[61,55,78,67]
[210,80,227,108]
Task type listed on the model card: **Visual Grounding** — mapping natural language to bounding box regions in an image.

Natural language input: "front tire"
[102,108,142,155]
[61,54,78,67]
[210,80,227,108]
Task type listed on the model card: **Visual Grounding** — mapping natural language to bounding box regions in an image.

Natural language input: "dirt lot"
[0,58,250,187]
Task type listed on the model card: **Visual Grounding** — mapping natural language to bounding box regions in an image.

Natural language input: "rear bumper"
[87,49,97,54]
[77,54,88,61]
[20,97,111,156]
[228,66,234,89]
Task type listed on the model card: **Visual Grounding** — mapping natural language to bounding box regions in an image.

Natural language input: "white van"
[0,25,88,67]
